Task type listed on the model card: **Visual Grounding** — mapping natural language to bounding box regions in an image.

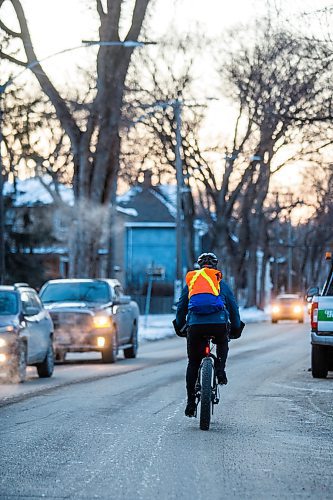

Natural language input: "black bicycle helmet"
[197,252,218,268]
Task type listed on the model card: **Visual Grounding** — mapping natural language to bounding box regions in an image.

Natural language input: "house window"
[60,257,69,278]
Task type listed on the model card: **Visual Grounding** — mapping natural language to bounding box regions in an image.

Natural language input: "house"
[116,171,178,291]
[4,174,204,295]
[4,176,73,281]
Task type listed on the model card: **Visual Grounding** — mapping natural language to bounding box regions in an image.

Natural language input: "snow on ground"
[139,307,270,342]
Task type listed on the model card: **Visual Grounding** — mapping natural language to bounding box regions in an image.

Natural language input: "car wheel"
[271,319,278,324]
[311,344,328,378]
[11,341,27,383]
[101,333,117,363]
[36,341,54,378]
[124,324,138,359]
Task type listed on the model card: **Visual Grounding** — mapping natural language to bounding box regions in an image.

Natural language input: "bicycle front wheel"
[200,357,213,430]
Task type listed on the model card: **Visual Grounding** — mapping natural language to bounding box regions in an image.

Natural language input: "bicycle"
[194,336,220,431]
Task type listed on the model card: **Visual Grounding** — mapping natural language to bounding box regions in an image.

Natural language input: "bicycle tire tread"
[200,358,213,430]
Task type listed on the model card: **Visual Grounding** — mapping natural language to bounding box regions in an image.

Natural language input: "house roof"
[4,176,74,207]
[117,184,177,222]
[4,175,177,222]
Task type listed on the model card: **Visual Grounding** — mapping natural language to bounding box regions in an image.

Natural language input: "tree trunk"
[68,199,108,277]
[245,245,257,308]
[182,187,195,270]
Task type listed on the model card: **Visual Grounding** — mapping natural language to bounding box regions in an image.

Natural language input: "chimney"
[143,170,153,187]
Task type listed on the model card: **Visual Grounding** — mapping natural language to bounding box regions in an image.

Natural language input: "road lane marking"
[273,383,333,394]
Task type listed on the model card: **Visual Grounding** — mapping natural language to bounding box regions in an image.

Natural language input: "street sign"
[146,266,165,280]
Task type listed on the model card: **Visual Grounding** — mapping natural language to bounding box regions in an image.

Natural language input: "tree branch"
[10,0,81,149]
[0,50,26,66]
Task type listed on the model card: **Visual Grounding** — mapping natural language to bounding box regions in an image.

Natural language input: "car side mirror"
[306,286,320,299]
[113,295,131,305]
[23,306,39,316]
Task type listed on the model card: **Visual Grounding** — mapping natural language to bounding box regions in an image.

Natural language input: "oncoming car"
[39,279,140,363]
[0,284,54,383]
[271,294,304,324]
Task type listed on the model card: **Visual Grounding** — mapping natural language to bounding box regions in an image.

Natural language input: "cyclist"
[175,252,241,417]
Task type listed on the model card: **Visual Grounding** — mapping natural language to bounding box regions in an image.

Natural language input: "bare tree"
[186,25,333,306]
[121,31,208,269]
[0,0,151,277]
[294,163,333,287]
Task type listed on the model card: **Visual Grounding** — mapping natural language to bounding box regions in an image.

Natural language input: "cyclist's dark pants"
[186,323,228,400]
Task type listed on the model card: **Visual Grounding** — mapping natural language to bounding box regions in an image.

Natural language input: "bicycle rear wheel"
[200,357,213,430]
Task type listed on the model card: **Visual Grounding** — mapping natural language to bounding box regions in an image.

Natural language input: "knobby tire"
[200,357,213,430]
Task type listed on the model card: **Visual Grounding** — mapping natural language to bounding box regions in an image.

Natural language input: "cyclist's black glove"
[172,319,187,337]
[229,320,245,339]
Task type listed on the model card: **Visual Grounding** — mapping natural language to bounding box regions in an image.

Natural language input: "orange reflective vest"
[186,268,222,298]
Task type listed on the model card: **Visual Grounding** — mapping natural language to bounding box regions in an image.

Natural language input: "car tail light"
[311,301,318,330]
[205,345,210,356]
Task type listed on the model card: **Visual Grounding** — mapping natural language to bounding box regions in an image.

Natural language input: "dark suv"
[0,284,54,383]
[39,279,140,363]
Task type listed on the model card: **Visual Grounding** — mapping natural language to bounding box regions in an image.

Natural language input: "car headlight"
[272,306,280,313]
[0,338,7,348]
[0,353,7,363]
[0,325,14,334]
[293,305,302,314]
[93,315,112,328]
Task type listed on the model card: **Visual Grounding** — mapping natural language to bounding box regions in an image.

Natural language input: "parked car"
[39,279,140,363]
[0,283,54,383]
[271,294,304,323]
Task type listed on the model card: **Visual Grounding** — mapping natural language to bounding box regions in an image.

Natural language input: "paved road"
[1,322,332,499]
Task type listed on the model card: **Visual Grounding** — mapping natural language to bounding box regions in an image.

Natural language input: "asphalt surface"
[0,321,332,500]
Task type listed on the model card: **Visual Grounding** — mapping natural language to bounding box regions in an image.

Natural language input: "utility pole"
[286,193,293,293]
[127,97,185,303]
[174,98,183,294]
[0,88,5,284]
[287,219,293,292]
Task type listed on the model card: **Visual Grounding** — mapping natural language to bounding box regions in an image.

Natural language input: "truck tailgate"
[318,297,333,332]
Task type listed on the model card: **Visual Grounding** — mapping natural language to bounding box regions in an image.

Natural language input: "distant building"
[116,171,178,290]
[4,173,205,291]
[4,176,73,279]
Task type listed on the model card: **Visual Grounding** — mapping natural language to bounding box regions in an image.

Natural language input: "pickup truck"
[39,279,139,363]
[307,253,333,378]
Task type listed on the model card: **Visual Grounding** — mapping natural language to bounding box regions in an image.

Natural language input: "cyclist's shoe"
[185,399,196,417]
[216,369,228,385]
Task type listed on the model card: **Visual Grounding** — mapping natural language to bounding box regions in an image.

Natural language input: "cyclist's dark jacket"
[176,280,241,329]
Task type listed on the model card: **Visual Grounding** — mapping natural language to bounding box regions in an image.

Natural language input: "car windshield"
[277,297,300,304]
[40,282,111,304]
[0,291,19,315]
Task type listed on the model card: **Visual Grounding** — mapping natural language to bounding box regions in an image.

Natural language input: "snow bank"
[139,307,269,342]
